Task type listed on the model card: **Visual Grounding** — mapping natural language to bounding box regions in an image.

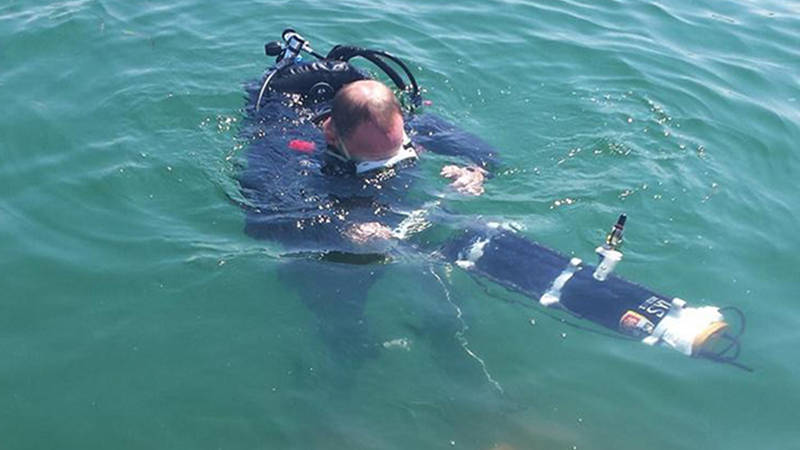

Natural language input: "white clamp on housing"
[540,258,582,306]
[593,246,622,281]
[642,298,729,356]
[593,213,626,281]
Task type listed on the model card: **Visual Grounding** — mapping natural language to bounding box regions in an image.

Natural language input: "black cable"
[709,334,739,360]
[700,305,753,371]
[701,343,753,373]
[719,306,746,338]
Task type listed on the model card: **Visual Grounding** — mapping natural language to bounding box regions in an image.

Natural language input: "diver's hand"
[440,165,486,196]
[345,222,395,244]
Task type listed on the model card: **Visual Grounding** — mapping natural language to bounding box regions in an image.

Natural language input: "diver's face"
[324,114,405,161]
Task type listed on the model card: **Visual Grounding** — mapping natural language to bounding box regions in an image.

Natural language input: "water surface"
[1,1,798,448]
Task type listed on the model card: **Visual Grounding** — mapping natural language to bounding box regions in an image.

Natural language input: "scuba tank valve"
[257,29,325,111]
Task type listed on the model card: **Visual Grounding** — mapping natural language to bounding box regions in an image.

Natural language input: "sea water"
[1,1,798,448]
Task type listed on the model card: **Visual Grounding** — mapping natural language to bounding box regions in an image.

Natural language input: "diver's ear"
[322,117,337,145]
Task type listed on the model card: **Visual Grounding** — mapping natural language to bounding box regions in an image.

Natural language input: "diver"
[239,29,746,369]
[241,30,497,253]
[239,30,498,368]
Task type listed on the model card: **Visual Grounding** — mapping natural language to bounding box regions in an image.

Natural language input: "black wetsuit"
[240,60,497,256]
[239,60,498,364]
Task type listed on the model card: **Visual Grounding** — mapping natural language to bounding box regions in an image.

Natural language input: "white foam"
[382,338,412,351]
[455,237,490,269]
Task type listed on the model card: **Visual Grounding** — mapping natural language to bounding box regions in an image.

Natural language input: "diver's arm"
[407,113,499,172]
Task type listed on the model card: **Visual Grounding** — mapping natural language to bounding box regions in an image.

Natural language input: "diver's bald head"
[324,80,405,160]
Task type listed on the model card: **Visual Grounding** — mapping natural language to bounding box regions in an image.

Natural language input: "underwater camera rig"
[445,214,747,368]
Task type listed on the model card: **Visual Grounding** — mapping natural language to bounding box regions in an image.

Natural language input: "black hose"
[367,49,421,97]
[352,52,407,91]
[326,45,421,103]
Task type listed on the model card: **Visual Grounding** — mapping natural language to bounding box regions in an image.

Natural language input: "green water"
[2,1,799,448]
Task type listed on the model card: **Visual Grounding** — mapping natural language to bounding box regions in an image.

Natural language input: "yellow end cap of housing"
[692,321,729,356]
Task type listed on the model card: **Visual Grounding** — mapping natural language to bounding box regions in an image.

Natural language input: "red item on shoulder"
[288,139,316,153]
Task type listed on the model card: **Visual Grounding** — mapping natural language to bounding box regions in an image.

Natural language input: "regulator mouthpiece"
[265,41,283,57]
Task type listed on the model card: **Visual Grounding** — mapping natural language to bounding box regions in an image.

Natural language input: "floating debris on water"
[382,338,411,351]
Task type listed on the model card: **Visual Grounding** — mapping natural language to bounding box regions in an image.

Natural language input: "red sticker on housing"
[288,139,316,153]
[619,310,655,337]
